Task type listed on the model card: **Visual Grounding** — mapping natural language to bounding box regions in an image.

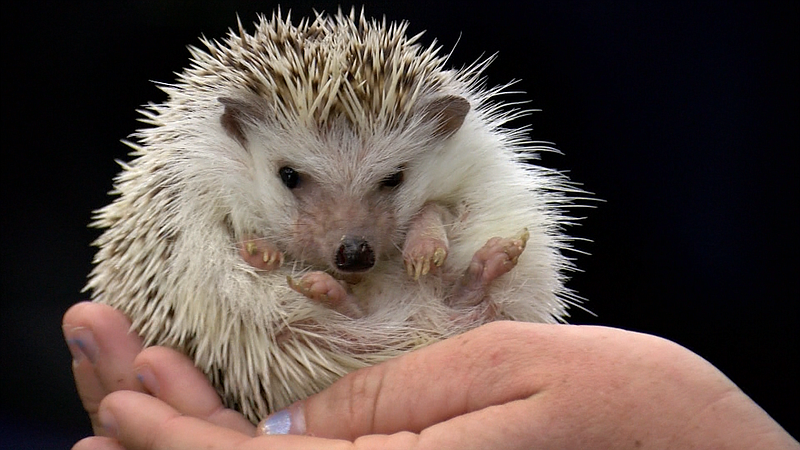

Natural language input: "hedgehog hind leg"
[447,229,530,310]
[287,271,365,318]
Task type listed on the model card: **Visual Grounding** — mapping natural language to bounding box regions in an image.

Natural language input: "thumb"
[258,321,550,440]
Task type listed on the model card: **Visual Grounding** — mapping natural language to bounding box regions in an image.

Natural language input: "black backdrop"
[2,1,797,447]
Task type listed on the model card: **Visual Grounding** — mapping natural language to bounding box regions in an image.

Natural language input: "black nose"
[335,236,375,272]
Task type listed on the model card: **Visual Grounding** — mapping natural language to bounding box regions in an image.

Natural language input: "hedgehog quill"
[86,10,586,424]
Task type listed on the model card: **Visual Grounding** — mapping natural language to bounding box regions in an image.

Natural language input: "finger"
[263,321,553,440]
[99,391,354,450]
[71,436,126,450]
[101,389,551,450]
[346,399,539,450]
[412,395,545,450]
[63,301,145,435]
[100,391,248,450]
[134,346,255,435]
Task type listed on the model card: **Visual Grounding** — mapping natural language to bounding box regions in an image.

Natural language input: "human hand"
[63,302,254,449]
[65,301,797,449]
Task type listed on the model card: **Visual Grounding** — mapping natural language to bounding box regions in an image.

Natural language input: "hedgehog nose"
[335,236,375,272]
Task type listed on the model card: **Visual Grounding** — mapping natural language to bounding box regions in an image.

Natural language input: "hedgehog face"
[218,87,470,278]
[278,161,402,275]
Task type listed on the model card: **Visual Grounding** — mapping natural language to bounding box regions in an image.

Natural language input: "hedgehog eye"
[278,166,300,189]
[380,169,404,188]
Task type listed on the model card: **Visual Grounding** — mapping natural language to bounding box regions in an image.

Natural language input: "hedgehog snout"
[334,235,376,272]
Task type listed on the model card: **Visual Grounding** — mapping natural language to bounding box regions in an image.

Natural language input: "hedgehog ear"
[219,94,269,146]
[421,95,471,139]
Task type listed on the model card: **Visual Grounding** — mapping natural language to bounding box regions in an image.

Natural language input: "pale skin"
[64,302,797,450]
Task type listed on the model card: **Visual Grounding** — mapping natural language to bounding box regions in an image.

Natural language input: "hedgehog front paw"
[403,238,448,280]
[238,237,284,271]
[449,229,529,308]
[287,272,364,318]
[403,202,450,280]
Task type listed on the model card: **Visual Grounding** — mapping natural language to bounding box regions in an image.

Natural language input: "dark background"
[2,1,797,447]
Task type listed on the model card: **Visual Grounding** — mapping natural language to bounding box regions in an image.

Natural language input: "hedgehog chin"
[330,270,367,285]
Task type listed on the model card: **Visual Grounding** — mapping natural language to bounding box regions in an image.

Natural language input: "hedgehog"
[85,9,584,424]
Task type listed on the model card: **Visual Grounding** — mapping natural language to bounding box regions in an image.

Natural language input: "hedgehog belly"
[173,267,474,423]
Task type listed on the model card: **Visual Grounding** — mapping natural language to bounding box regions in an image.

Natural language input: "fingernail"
[98,406,118,438]
[261,408,291,435]
[135,365,159,396]
[259,403,306,435]
[63,325,98,365]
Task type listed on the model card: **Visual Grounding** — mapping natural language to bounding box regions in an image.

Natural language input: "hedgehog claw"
[432,247,447,267]
[404,241,448,281]
[239,237,283,271]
